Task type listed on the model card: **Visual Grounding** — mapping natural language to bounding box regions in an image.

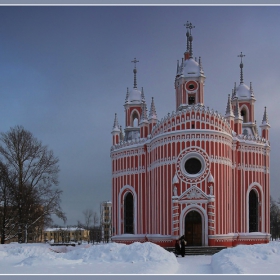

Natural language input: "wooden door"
[185,210,202,246]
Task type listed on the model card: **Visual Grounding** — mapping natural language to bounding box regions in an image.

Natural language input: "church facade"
[110,23,271,247]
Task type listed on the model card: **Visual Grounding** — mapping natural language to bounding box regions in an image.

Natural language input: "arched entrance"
[185,210,202,246]
[249,190,258,232]
[124,192,134,234]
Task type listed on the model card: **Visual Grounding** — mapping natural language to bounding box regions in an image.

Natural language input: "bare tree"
[83,209,93,229]
[0,125,66,243]
[0,162,17,243]
[270,196,280,240]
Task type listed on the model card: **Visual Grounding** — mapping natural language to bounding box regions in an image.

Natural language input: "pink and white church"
[110,23,271,247]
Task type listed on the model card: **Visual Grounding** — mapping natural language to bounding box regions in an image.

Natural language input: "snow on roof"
[236,83,251,99]
[44,227,85,232]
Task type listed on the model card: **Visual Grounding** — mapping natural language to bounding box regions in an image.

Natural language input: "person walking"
[174,239,181,257]
[180,235,186,257]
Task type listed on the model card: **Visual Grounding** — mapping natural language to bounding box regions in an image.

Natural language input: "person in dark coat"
[174,239,181,257]
[180,235,186,257]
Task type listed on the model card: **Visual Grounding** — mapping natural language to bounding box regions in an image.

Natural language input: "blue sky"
[0,6,279,225]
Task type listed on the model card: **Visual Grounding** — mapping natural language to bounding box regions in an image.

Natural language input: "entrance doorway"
[185,210,202,246]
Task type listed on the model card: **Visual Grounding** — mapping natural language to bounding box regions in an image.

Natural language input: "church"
[110,22,271,247]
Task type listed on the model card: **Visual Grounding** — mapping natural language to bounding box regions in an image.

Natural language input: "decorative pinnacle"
[199,57,204,73]
[262,106,269,124]
[238,52,245,84]
[120,126,124,141]
[112,113,120,131]
[250,82,254,97]
[226,94,234,117]
[234,99,242,120]
[131,58,139,89]
[125,87,129,102]
[141,87,145,101]
[148,97,157,120]
[184,21,195,57]
[140,102,148,123]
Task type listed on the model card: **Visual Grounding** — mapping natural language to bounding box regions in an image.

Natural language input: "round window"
[184,158,202,174]
[188,84,195,90]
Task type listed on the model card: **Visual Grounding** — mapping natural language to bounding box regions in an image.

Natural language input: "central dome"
[128,88,141,103]
[236,83,251,99]
[183,58,200,77]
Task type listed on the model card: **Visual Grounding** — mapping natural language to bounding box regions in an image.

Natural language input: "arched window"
[241,107,248,123]
[249,190,258,232]
[124,192,134,234]
[131,111,139,127]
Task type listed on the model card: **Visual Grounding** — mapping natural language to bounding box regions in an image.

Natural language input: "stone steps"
[165,246,227,255]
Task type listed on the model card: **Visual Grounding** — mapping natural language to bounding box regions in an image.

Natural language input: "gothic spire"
[184,21,190,52]
[131,58,139,89]
[184,21,195,58]
[148,97,157,120]
[238,52,245,84]
[225,94,234,117]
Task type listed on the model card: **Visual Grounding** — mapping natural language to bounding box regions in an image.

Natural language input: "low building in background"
[100,201,112,242]
[44,227,89,243]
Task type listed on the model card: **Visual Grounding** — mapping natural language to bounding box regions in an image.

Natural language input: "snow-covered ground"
[0,241,279,274]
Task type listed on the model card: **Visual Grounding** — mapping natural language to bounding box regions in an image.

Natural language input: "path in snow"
[175,255,213,274]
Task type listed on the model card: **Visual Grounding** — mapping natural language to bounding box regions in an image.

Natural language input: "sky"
[0,5,280,226]
[0,241,280,275]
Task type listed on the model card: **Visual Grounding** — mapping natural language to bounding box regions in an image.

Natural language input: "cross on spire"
[184,21,195,58]
[184,21,195,34]
[238,52,245,84]
[131,58,139,89]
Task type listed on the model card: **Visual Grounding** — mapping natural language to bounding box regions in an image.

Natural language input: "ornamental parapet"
[150,103,232,138]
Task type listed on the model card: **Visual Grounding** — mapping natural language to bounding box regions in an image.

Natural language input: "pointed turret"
[233,53,257,136]
[123,58,142,141]
[259,106,270,140]
[112,113,121,145]
[175,22,205,111]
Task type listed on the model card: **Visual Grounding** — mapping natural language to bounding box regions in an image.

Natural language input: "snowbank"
[1,241,280,274]
[0,242,178,274]
[211,241,280,274]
